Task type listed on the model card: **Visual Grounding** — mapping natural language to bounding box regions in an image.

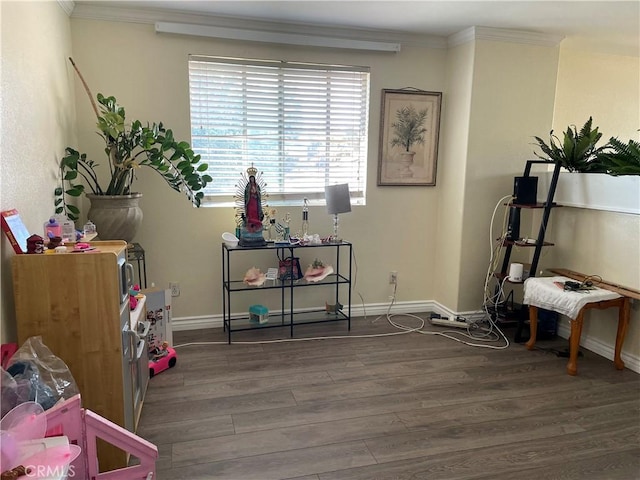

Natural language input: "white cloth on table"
[523,276,621,319]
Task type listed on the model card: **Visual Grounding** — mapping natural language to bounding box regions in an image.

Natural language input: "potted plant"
[55,58,212,242]
[532,117,608,173]
[595,137,640,176]
[390,105,428,177]
[533,118,639,213]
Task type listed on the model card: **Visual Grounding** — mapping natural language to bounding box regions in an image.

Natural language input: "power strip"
[429,318,469,329]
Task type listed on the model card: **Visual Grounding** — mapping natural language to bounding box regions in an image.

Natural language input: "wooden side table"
[526,298,629,375]
[523,269,638,375]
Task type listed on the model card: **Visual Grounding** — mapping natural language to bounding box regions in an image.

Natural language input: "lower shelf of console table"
[221,242,352,343]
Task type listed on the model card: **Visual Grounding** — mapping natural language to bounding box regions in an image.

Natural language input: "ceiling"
[73,1,640,55]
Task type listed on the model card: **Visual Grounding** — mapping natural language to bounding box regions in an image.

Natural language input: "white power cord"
[174,281,509,350]
[470,193,520,349]
[482,194,513,307]
[427,193,516,349]
[174,204,516,350]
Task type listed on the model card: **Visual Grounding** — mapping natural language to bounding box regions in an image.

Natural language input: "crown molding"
[448,26,564,48]
[70,3,447,50]
[57,0,74,16]
[447,27,477,47]
[156,22,402,52]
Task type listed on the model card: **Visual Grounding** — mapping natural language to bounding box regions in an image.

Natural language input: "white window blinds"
[188,56,370,205]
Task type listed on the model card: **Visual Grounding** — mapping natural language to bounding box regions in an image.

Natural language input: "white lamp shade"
[325,184,352,215]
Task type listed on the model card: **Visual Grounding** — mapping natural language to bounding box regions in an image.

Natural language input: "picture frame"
[377,89,442,186]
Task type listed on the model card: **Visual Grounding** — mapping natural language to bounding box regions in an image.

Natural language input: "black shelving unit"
[500,159,563,281]
[127,242,147,288]
[495,160,563,338]
[221,241,352,343]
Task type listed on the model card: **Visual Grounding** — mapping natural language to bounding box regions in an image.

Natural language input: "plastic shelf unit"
[221,241,353,343]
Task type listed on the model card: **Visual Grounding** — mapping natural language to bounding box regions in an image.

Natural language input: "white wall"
[459,38,560,311]
[1,5,637,369]
[554,49,639,139]
[67,18,448,320]
[0,1,76,343]
[434,40,474,309]
[544,48,640,362]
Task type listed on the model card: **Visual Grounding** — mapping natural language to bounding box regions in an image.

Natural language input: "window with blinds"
[188,55,370,206]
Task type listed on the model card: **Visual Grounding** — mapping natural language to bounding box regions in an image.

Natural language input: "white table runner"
[523,276,621,319]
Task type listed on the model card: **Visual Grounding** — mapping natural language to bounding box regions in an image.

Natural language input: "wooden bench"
[525,268,639,376]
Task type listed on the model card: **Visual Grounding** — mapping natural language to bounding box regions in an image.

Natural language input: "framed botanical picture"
[377,89,442,186]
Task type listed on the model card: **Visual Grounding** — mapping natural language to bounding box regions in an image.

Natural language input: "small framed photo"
[377,89,442,186]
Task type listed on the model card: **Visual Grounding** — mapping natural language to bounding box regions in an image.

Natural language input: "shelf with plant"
[533,117,640,176]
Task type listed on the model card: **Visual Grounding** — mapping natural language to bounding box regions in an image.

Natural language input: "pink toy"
[148,344,177,377]
[43,395,157,479]
[0,401,81,478]
[129,284,141,310]
[1,343,18,369]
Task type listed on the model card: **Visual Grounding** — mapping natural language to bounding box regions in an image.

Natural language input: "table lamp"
[325,183,351,243]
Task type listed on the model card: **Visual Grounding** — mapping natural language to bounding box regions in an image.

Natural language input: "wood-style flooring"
[137,313,640,479]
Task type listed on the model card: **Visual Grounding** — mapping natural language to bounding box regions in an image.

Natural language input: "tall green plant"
[595,137,640,176]
[55,58,212,222]
[533,117,607,172]
[55,95,211,221]
[390,105,428,152]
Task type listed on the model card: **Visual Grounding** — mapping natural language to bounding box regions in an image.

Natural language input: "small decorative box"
[249,304,269,324]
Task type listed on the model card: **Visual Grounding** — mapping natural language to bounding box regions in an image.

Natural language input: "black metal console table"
[221,241,352,344]
[127,242,147,288]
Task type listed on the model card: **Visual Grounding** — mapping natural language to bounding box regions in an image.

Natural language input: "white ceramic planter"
[537,171,640,215]
[87,193,143,242]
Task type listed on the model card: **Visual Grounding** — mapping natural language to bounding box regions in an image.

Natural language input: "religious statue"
[234,165,267,247]
[244,174,264,232]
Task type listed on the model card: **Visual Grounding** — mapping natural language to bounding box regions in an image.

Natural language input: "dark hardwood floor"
[137,312,640,479]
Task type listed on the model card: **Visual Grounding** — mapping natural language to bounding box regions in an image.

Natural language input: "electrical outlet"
[389,271,398,285]
[169,282,180,297]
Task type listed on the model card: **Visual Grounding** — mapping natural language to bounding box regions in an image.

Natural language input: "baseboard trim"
[173,314,223,331]
[171,300,439,331]
[171,301,639,373]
